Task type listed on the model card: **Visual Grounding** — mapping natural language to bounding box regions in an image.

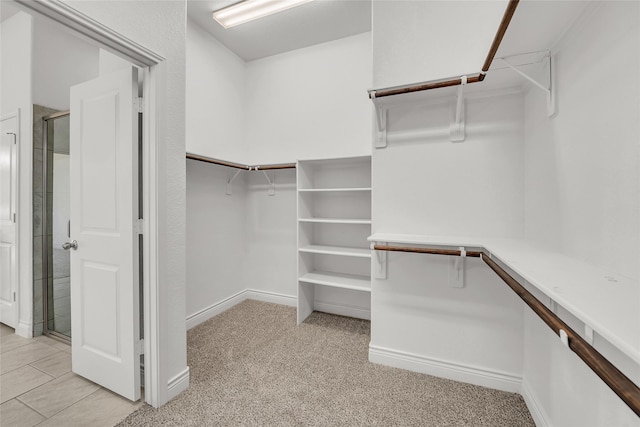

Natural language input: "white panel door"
[0,115,18,328]
[69,68,140,401]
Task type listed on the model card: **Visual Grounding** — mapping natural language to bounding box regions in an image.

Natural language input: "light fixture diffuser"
[213,0,313,29]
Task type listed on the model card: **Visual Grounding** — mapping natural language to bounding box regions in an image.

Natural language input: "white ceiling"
[479,0,591,92]
[187,0,372,62]
[496,0,590,58]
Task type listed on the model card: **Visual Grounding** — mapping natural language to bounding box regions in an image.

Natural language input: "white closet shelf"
[299,218,372,225]
[299,244,371,258]
[369,233,640,365]
[299,271,371,292]
[298,187,372,193]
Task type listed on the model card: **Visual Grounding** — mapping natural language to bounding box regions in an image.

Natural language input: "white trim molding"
[314,299,370,320]
[16,320,32,338]
[167,367,190,402]
[186,291,248,330]
[369,344,522,394]
[13,0,164,67]
[186,289,296,330]
[185,289,373,330]
[245,289,296,307]
[11,0,170,408]
[521,378,551,427]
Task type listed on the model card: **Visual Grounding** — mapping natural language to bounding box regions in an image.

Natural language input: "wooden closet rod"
[372,244,640,417]
[479,0,520,79]
[254,163,296,171]
[368,0,519,99]
[373,244,482,258]
[369,75,483,99]
[186,153,296,171]
[482,253,640,417]
[186,153,249,170]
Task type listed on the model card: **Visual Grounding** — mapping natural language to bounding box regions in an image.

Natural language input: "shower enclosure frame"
[42,110,71,343]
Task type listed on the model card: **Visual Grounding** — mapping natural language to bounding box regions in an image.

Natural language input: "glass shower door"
[44,113,71,339]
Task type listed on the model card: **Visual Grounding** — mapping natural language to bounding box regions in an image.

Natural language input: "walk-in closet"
[1,0,638,424]
[185,1,639,425]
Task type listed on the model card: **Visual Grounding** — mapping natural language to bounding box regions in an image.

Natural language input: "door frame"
[13,0,165,407]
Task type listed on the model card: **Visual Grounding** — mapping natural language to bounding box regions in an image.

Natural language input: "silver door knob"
[62,240,78,250]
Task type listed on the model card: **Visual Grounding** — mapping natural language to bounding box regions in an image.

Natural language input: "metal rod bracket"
[450,246,466,287]
[260,170,276,196]
[371,243,388,279]
[559,329,569,347]
[498,53,556,118]
[225,169,242,195]
[450,76,467,142]
[372,98,388,149]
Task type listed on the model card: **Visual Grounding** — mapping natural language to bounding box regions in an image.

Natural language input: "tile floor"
[0,323,142,426]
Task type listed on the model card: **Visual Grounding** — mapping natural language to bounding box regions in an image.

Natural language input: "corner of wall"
[521,378,551,427]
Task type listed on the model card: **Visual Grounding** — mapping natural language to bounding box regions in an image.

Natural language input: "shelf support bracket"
[371,243,387,280]
[371,94,388,149]
[225,169,242,195]
[259,169,276,196]
[450,76,467,142]
[499,54,556,117]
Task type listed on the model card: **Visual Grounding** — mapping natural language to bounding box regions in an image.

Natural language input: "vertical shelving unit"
[297,156,372,324]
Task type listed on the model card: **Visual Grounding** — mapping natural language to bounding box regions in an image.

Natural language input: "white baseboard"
[314,299,370,320]
[186,291,248,330]
[186,289,297,330]
[185,289,370,330]
[369,344,522,393]
[245,289,296,307]
[521,378,550,427]
[167,367,190,401]
[16,320,33,338]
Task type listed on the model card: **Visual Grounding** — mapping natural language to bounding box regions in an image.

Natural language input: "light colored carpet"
[118,300,534,426]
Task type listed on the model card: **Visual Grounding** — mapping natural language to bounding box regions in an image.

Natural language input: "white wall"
[186,20,247,162]
[186,28,372,165]
[186,160,247,321]
[370,93,526,391]
[244,32,372,164]
[524,2,639,282]
[374,92,525,237]
[32,17,99,110]
[185,30,373,322]
[372,0,508,88]
[367,0,529,395]
[243,169,297,298]
[522,2,640,425]
[99,48,131,76]
[1,11,34,338]
[370,1,640,422]
[64,0,188,407]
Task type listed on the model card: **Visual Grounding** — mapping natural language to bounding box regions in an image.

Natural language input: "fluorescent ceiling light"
[213,0,313,29]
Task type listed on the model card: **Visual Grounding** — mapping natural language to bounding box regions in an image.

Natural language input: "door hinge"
[134,219,144,235]
[134,97,143,113]
[137,339,144,355]
[13,292,16,302]
[13,213,16,223]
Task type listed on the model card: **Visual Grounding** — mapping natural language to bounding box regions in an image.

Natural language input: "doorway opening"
[4,0,168,406]
[42,110,71,342]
